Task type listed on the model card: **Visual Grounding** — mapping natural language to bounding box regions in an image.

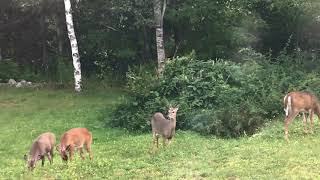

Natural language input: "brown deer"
[151,106,179,150]
[56,128,93,161]
[284,91,320,141]
[24,132,56,170]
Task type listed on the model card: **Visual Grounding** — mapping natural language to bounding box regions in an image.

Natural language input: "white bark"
[64,0,82,92]
[153,0,166,75]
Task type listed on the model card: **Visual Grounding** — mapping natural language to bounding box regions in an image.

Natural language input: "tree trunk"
[143,26,151,62]
[40,12,48,74]
[153,0,166,75]
[54,13,64,56]
[172,0,180,58]
[64,0,82,92]
[0,48,2,61]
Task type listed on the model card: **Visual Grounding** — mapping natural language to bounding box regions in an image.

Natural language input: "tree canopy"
[1,0,320,82]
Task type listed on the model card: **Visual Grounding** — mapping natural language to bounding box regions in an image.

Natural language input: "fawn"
[24,132,56,170]
[56,128,93,161]
[151,106,179,150]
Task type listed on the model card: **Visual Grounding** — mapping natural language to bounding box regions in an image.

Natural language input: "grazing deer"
[284,91,320,141]
[56,128,93,161]
[24,132,56,170]
[151,106,179,150]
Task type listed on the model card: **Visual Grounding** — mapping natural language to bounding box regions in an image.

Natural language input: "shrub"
[0,59,19,82]
[111,50,320,137]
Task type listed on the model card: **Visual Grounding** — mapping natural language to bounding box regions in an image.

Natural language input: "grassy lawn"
[1,87,320,179]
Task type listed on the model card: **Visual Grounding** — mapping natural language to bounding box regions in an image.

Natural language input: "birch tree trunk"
[153,0,166,75]
[64,0,82,92]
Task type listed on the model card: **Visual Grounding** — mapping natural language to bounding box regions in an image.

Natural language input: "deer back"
[285,92,320,112]
[60,128,91,150]
[29,132,55,155]
[151,113,170,131]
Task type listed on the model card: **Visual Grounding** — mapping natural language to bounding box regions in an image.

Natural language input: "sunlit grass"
[1,87,320,179]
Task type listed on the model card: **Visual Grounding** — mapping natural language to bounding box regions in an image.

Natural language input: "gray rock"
[20,80,27,85]
[16,82,22,88]
[8,79,16,85]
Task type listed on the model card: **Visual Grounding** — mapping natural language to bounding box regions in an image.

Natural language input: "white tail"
[284,91,320,141]
[151,106,179,150]
[284,95,291,117]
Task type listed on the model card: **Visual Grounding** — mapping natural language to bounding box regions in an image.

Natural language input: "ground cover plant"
[2,87,320,179]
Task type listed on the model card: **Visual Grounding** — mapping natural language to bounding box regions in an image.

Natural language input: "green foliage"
[55,57,74,83]
[112,49,320,137]
[0,59,19,82]
[0,59,42,82]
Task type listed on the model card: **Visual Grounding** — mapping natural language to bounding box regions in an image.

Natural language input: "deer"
[284,91,320,141]
[24,132,56,170]
[151,106,179,151]
[56,128,93,161]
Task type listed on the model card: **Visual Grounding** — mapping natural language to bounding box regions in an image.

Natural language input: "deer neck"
[168,114,177,128]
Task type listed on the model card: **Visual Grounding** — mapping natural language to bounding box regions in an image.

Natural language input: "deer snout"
[60,151,68,161]
[28,160,36,171]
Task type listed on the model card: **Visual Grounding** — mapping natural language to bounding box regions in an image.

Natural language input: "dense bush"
[111,49,320,137]
[0,59,20,82]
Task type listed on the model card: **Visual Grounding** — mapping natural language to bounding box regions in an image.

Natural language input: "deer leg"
[163,138,167,148]
[285,111,299,141]
[309,110,314,134]
[85,142,93,160]
[41,156,45,166]
[79,148,85,160]
[303,112,308,134]
[47,152,52,165]
[151,132,159,153]
[50,149,54,164]
[156,137,159,148]
[69,146,74,161]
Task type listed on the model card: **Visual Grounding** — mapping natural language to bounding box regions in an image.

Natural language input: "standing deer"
[56,128,93,161]
[284,91,320,141]
[24,132,56,170]
[151,106,179,150]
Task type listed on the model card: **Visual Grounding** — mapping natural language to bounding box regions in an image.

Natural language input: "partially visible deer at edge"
[24,132,56,170]
[284,91,320,141]
[151,106,179,151]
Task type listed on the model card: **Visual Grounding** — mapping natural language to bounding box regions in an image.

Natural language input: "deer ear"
[176,105,179,110]
[56,145,60,152]
[24,154,28,161]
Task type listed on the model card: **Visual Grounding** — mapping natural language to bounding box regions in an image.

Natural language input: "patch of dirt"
[0,100,18,107]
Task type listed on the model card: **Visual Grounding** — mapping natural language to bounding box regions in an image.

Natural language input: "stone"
[8,79,16,85]
[20,79,27,85]
[16,82,22,88]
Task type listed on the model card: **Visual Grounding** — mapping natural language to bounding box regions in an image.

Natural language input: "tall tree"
[153,0,166,75]
[64,0,82,92]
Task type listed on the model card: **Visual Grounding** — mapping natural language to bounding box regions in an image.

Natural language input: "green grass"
[1,87,320,179]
